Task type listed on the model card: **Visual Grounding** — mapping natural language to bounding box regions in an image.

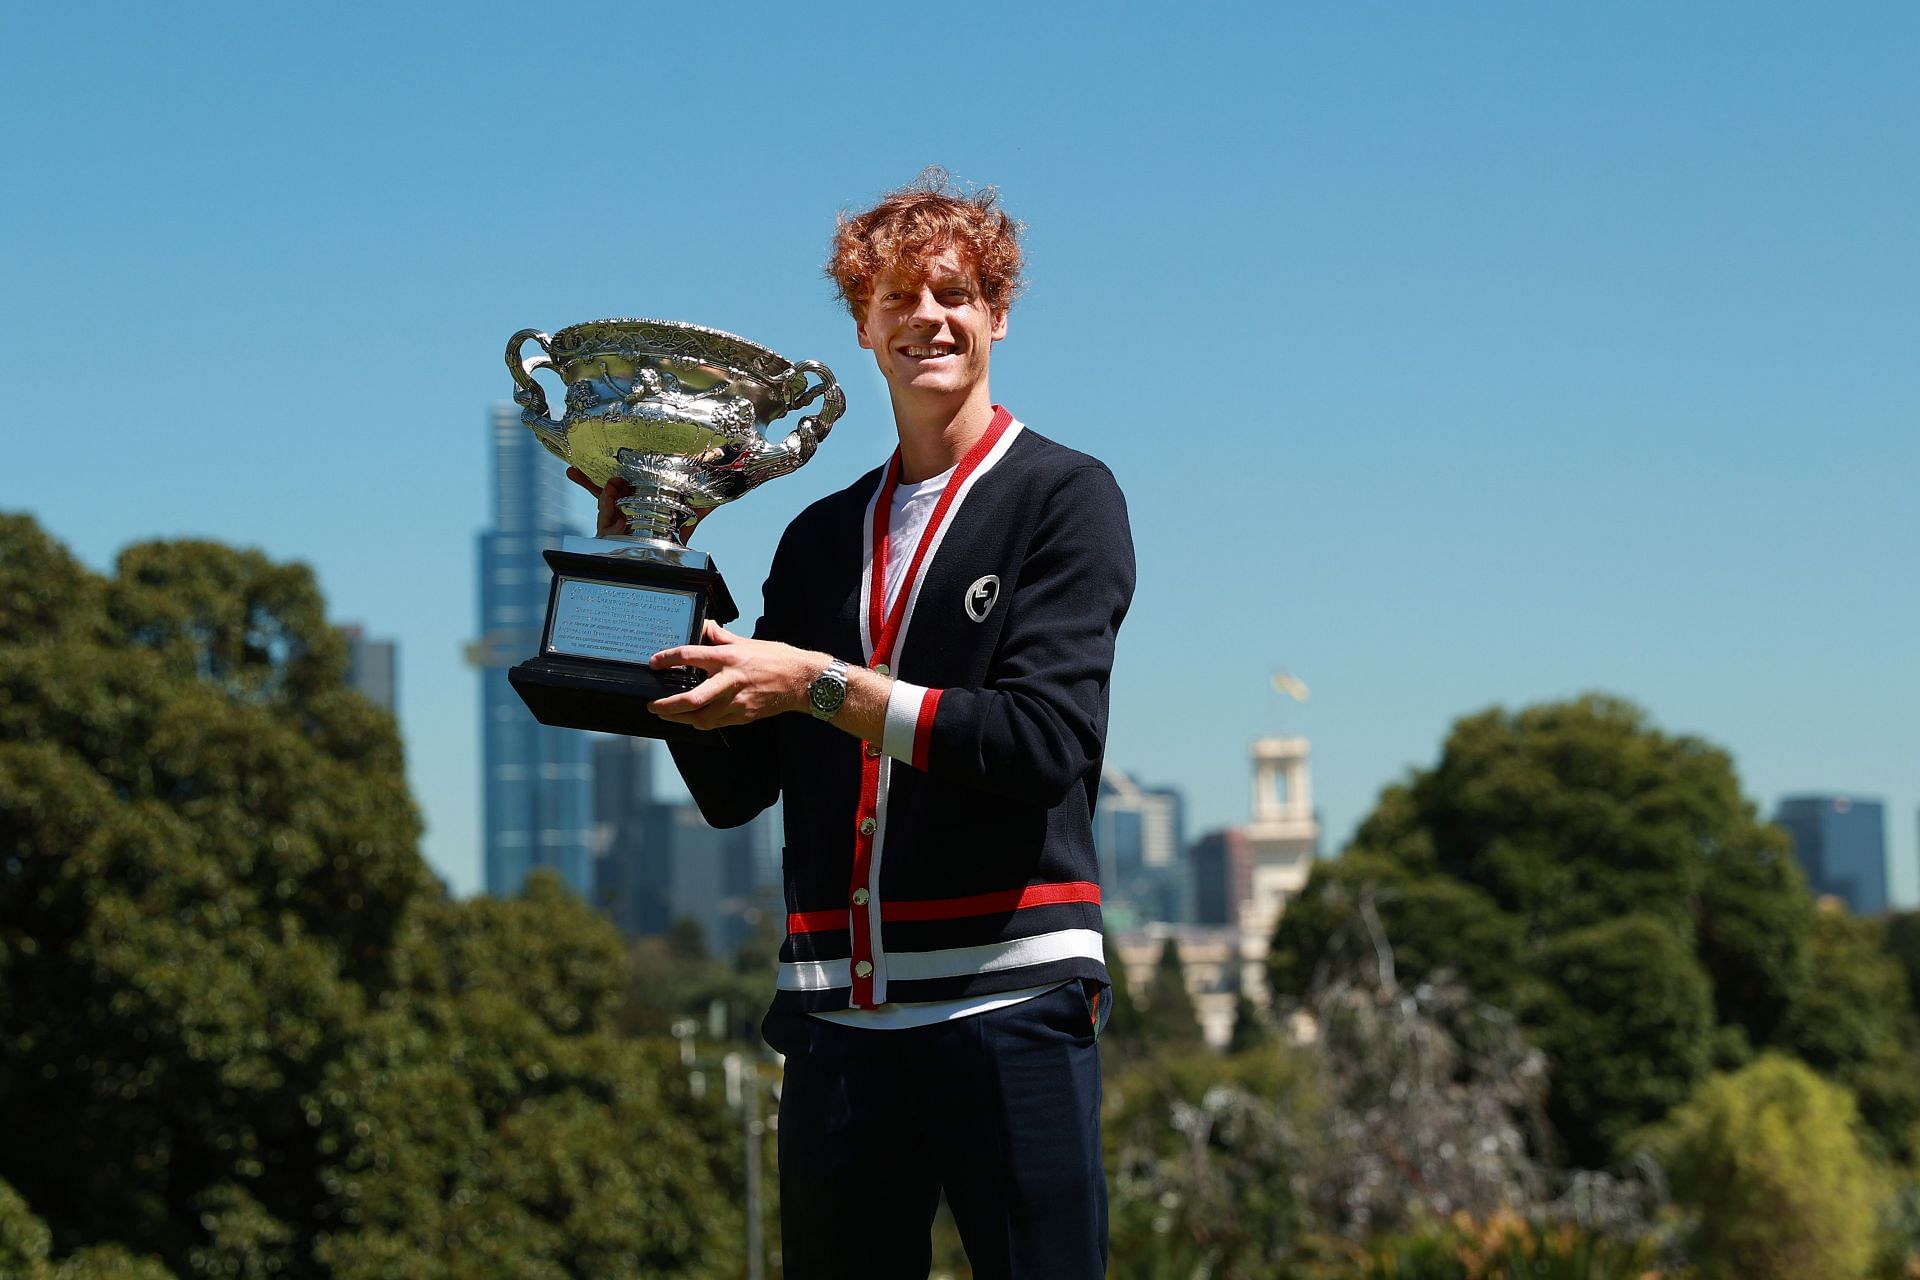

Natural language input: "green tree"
[0,1180,170,1279]
[665,913,709,962]
[615,926,770,1044]
[1526,914,1713,1164]
[1104,1043,1323,1277]
[1101,932,1143,1045]
[0,517,746,1277]
[1266,852,1526,1008]
[1269,695,1826,1163]
[1882,910,1920,1018]
[1641,1055,1882,1280]
[0,522,424,1267]
[1142,937,1204,1049]
[1775,909,1920,1158]
[1227,991,1273,1055]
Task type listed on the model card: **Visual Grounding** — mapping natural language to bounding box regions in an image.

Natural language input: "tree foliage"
[1774,909,1920,1159]
[1105,1041,1324,1277]
[1640,1055,1882,1280]
[0,516,747,1277]
[1143,937,1204,1049]
[1101,932,1143,1045]
[1268,695,1834,1163]
[0,1179,171,1279]
[1880,910,1920,1019]
[1525,915,1713,1164]
[1106,925,1669,1279]
[1227,992,1273,1056]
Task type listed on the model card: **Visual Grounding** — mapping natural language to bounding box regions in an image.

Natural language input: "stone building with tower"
[1238,735,1320,1002]
[1118,732,1321,1049]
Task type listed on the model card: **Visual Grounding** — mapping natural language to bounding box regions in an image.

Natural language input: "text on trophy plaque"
[546,579,698,665]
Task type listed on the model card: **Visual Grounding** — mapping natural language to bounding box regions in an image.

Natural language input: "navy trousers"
[765,980,1109,1279]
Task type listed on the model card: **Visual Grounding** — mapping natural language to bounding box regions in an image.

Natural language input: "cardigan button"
[864,743,881,759]
[859,818,877,836]
[852,888,870,906]
[854,960,874,978]
[873,663,891,677]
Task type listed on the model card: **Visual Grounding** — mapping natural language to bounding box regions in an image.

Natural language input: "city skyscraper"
[1188,828,1253,927]
[591,736,665,933]
[338,623,397,713]
[471,404,593,899]
[1094,766,1187,926]
[1775,794,1889,916]
[590,735,781,953]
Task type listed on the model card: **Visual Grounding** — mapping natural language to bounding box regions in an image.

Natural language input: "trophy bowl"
[507,318,845,546]
[501,318,845,743]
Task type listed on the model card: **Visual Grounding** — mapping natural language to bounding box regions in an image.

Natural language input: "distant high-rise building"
[658,801,780,957]
[338,623,397,713]
[1775,794,1889,915]
[591,736,660,931]
[1189,828,1253,927]
[1094,766,1187,925]
[590,735,780,953]
[472,404,592,899]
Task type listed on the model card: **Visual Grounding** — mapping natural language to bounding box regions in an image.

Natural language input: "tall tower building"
[1239,735,1320,1000]
[1188,828,1253,927]
[338,623,397,713]
[1094,766,1188,926]
[590,734,782,951]
[471,404,593,899]
[1775,794,1889,916]
[590,735,672,934]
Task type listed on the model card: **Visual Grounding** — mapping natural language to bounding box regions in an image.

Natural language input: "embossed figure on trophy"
[621,365,666,409]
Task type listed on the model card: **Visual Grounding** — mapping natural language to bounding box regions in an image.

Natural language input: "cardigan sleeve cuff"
[882,679,942,770]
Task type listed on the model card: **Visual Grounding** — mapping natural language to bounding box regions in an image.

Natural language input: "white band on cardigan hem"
[776,928,1104,993]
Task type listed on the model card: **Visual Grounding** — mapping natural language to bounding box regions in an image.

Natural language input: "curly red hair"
[827,168,1024,323]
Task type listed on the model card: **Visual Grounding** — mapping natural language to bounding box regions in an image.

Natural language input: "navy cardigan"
[669,414,1136,1011]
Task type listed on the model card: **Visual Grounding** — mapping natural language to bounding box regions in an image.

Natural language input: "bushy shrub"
[1640,1054,1881,1280]
[1269,696,1834,1163]
[1105,1042,1324,1278]
[1362,1212,1671,1279]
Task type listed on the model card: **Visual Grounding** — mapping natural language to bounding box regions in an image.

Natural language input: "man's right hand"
[566,467,633,538]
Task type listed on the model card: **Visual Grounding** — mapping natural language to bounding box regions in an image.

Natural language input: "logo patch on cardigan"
[965,575,1001,622]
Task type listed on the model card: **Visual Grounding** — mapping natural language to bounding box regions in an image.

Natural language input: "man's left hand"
[649,620,819,729]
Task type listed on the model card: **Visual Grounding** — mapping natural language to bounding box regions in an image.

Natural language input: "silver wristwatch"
[807,658,849,721]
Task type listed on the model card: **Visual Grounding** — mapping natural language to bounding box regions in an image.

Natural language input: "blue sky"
[5,3,1916,903]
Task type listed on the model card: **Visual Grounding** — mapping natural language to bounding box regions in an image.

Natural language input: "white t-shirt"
[811,463,1066,1030]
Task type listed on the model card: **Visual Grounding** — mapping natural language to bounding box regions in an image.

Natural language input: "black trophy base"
[509,657,724,744]
[507,545,740,746]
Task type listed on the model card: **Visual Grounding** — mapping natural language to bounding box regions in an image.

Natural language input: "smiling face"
[856,243,1009,412]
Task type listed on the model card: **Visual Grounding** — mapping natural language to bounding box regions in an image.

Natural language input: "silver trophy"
[502,318,845,741]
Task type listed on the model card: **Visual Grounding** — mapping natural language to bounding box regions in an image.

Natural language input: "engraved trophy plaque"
[503,318,844,742]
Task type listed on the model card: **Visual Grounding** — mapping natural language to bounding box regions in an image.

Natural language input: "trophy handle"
[505,328,569,459]
[776,360,845,469]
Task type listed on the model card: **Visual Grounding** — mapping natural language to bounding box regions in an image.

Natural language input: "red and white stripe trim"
[842,407,1023,1007]
[881,679,941,770]
[777,927,1105,993]
[785,880,1102,936]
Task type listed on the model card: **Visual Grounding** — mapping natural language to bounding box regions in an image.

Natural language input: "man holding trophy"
[563,173,1135,1277]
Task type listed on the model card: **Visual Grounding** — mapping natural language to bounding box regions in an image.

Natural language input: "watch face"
[810,674,846,716]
